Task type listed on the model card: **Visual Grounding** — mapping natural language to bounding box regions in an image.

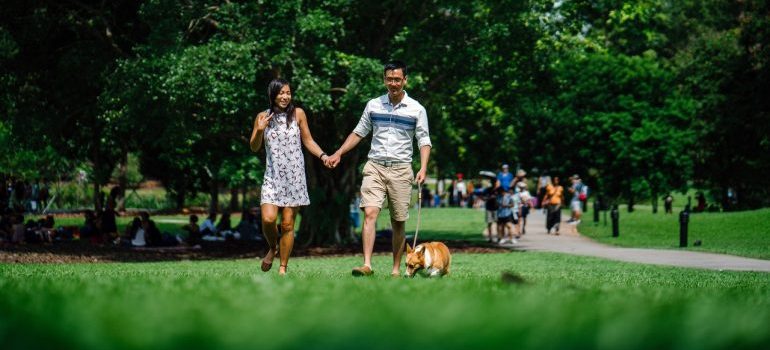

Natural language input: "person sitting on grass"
[216,211,237,239]
[235,209,262,242]
[80,210,101,244]
[124,217,144,247]
[199,212,218,237]
[139,212,162,247]
[181,214,202,247]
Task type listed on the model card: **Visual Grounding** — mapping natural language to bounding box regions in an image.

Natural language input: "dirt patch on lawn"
[0,240,511,264]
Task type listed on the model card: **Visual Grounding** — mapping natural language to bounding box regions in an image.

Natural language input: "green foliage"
[2,0,769,244]
[49,182,96,210]
[519,50,697,203]
[0,27,18,62]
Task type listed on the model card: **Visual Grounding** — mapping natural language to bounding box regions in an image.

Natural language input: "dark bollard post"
[593,200,600,223]
[679,210,689,247]
[603,208,608,226]
[611,205,619,237]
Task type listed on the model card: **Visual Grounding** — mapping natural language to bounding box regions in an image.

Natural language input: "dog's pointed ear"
[416,245,425,253]
[406,243,412,253]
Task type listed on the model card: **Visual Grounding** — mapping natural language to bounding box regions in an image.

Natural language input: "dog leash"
[412,183,423,249]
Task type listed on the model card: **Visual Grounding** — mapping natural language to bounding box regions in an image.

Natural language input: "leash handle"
[413,183,422,248]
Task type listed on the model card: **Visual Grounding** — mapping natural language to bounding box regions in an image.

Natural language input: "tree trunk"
[229,187,239,212]
[721,184,730,211]
[175,191,186,211]
[241,180,248,211]
[298,151,361,247]
[209,178,219,213]
[652,191,658,214]
[93,181,102,211]
[117,153,128,211]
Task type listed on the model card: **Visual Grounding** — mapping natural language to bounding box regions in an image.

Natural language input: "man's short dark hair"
[383,60,407,77]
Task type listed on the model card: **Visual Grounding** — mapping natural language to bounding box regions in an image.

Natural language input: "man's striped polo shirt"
[352,91,432,163]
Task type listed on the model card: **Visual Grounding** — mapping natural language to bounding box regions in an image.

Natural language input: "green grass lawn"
[580,207,770,260]
[373,207,487,241]
[4,208,769,349]
[1,253,768,350]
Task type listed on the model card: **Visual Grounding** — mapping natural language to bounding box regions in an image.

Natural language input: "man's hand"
[325,152,341,168]
[415,167,427,185]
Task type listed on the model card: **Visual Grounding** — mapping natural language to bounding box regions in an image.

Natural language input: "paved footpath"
[504,210,770,273]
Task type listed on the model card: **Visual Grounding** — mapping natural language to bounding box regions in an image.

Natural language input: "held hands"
[320,154,332,169]
[324,152,341,169]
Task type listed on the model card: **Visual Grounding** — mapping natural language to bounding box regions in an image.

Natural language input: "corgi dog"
[405,242,451,277]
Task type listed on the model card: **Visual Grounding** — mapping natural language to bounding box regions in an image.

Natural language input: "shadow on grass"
[1,231,508,264]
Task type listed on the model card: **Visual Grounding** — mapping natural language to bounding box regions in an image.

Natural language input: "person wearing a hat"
[514,180,532,235]
[496,164,513,191]
[512,169,527,193]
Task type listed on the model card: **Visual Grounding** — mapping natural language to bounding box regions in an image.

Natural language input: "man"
[496,164,513,191]
[326,61,431,277]
[482,181,498,242]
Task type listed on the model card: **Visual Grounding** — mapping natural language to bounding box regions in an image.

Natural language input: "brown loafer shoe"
[351,265,373,277]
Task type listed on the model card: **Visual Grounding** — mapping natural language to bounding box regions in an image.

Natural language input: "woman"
[542,176,564,235]
[249,78,329,275]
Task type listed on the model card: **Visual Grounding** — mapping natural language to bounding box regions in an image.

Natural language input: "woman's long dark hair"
[267,78,295,126]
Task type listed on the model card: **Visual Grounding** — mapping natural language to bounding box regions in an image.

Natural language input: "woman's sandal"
[260,259,273,272]
[261,248,277,272]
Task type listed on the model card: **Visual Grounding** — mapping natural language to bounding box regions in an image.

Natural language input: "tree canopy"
[2,0,768,244]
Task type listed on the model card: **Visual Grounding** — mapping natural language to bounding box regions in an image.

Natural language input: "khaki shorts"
[485,210,498,224]
[360,161,414,222]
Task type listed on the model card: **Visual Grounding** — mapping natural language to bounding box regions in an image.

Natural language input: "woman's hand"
[255,112,273,131]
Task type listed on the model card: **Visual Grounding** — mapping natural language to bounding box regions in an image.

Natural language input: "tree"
[1,1,145,210]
